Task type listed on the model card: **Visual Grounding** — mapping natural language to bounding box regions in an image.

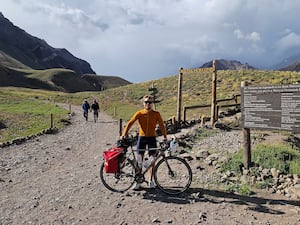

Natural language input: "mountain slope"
[279,61,300,72]
[201,59,256,70]
[0,65,131,92]
[0,50,30,69]
[0,12,94,75]
[0,12,132,92]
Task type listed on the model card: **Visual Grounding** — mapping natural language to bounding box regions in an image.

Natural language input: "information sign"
[241,84,300,132]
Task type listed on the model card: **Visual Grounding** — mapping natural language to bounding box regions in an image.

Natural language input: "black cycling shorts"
[136,136,157,156]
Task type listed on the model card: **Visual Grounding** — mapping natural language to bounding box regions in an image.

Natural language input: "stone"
[270,168,279,179]
[293,184,300,198]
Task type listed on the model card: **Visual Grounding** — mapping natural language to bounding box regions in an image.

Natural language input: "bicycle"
[99,137,192,195]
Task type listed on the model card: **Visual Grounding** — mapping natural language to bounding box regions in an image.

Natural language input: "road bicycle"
[100,137,192,195]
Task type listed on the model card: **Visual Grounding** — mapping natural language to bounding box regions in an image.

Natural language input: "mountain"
[0,65,131,92]
[0,50,30,69]
[279,61,300,72]
[272,53,300,70]
[0,12,94,75]
[201,59,256,70]
[0,12,131,92]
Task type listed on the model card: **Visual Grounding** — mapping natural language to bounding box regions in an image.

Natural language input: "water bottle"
[143,156,154,168]
[137,154,143,169]
[169,139,178,152]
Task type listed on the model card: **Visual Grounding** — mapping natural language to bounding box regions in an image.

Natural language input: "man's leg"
[147,138,157,188]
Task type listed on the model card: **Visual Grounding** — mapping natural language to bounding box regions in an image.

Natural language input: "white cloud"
[1,0,300,82]
[234,29,261,42]
[276,32,300,52]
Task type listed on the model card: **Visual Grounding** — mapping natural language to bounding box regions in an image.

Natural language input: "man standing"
[121,95,167,190]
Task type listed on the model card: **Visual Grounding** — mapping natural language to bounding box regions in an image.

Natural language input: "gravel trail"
[0,105,299,225]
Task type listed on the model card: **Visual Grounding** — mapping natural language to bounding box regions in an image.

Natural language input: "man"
[121,95,167,190]
[91,99,100,122]
[82,99,90,121]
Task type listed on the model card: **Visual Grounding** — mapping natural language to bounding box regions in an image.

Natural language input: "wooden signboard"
[241,84,300,133]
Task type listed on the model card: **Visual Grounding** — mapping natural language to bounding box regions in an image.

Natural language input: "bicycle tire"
[100,158,136,193]
[154,156,192,195]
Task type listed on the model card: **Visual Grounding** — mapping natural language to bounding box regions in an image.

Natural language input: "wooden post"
[50,113,53,128]
[183,106,187,122]
[241,81,251,169]
[177,68,183,127]
[151,82,156,110]
[210,60,217,127]
[119,118,123,136]
[216,105,219,121]
[69,104,71,114]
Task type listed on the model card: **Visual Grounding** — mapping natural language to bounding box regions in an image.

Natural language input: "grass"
[93,69,300,122]
[1,69,300,143]
[0,88,69,142]
[219,143,300,195]
[220,143,300,175]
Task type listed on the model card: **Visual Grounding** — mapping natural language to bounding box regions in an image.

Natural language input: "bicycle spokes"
[154,156,192,195]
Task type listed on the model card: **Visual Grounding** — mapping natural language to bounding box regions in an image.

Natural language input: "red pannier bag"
[103,147,123,173]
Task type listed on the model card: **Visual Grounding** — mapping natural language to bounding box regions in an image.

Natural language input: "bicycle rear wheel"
[100,158,135,192]
[154,156,192,195]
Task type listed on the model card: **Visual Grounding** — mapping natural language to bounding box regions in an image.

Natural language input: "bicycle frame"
[124,140,175,182]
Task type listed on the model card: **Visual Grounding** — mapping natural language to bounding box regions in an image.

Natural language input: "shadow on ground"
[141,187,299,215]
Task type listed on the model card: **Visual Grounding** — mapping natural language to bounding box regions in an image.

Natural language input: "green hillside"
[94,69,300,121]
[1,69,300,143]
[0,50,30,69]
[0,65,131,92]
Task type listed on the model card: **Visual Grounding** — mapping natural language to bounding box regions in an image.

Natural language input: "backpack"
[103,147,124,173]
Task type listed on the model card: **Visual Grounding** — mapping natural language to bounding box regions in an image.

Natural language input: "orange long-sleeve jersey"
[122,109,167,138]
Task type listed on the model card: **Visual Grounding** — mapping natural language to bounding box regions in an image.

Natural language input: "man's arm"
[157,113,167,139]
[122,111,139,137]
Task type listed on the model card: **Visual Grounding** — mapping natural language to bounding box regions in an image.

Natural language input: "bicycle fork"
[163,157,175,177]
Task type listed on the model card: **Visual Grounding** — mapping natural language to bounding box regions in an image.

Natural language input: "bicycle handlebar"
[117,137,178,152]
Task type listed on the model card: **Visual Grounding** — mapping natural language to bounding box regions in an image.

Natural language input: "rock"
[270,168,279,179]
[293,174,300,184]
[198,211,207,222]
[195,149,210,159]
[205,153,219,165]
[293,184,300,198]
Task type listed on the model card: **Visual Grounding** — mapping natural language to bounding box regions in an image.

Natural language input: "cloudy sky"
[1,0,300,83]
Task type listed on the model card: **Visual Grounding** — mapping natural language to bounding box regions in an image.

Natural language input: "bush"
[252,144,300,174]
[220,143,300,175]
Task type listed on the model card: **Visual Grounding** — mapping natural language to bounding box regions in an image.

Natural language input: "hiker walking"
[91,99,100,122]
[82,99,90,121]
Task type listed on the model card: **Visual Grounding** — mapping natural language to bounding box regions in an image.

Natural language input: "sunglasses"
[144,101,153,104]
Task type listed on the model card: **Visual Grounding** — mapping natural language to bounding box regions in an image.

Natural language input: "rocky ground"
[0,105,299,225]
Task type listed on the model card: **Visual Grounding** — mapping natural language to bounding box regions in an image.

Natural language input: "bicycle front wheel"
[100,158,136,193]
[154,156,192,195]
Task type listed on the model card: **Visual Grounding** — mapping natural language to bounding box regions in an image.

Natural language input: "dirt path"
[0,105,299,225]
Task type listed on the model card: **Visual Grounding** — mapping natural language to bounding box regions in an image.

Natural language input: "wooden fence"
[183,94,241,122]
